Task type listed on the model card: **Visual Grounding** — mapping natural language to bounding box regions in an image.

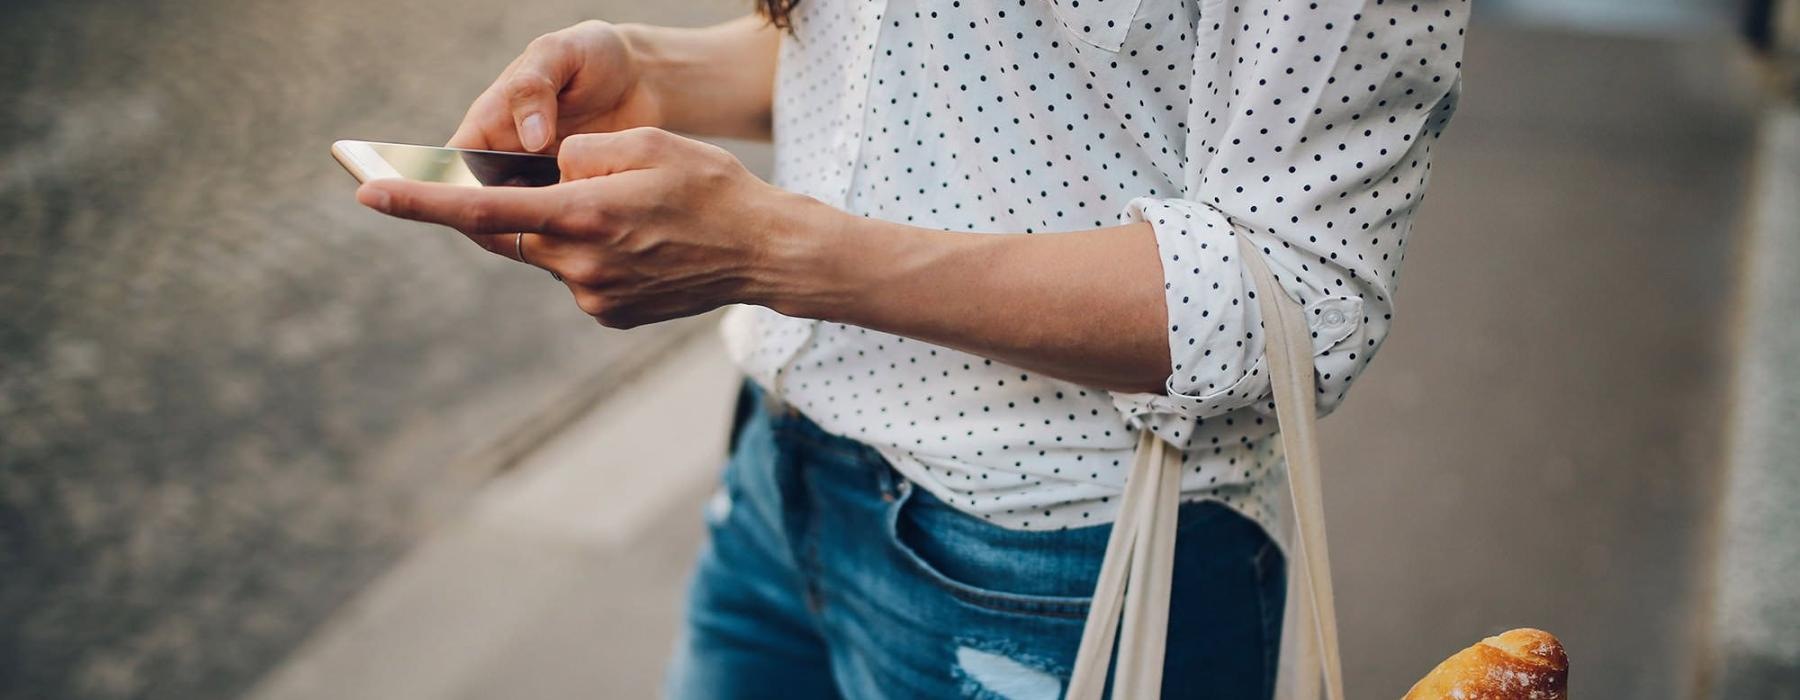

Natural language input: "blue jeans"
[666,382,1285,699]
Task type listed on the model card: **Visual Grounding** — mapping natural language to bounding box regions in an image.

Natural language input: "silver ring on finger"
[514,232,562,282]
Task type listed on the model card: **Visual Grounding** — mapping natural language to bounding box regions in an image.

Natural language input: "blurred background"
[1,0,1796,698]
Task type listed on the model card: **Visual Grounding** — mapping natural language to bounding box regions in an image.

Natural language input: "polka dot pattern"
[722,0,1469,534]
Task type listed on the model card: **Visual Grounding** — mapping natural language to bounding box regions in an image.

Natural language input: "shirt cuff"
[1109,196,1365,446]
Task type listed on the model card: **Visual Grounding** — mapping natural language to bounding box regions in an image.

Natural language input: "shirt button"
[1322,309,1347,327]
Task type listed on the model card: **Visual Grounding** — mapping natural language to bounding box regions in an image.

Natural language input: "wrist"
[612,17,777,139]
[748,197,915,324]
[612,23,676,129]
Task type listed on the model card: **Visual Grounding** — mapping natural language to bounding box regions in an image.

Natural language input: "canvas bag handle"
[1066,233,1345,700]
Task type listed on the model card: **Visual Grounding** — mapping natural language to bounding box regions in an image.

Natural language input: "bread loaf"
[1401,628,1568,699]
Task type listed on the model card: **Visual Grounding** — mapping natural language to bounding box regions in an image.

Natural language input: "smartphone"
[331,140,561,187]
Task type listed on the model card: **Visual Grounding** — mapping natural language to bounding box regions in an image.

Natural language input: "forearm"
[620,17,780,141]
[759,206,1173,394]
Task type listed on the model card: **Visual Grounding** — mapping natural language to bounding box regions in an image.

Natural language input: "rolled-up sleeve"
[1112,0,1468,444]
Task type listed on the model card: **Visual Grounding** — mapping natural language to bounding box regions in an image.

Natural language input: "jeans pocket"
[882,481,1098,620]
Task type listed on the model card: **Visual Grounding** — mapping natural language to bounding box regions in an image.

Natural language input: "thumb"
[504,34,581,152]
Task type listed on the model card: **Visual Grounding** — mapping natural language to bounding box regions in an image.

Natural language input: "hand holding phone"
[344,128,820,333]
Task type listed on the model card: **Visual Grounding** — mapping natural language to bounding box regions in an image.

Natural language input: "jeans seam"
[1252,539,1284,698]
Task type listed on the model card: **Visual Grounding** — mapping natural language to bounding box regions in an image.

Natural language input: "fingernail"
[521,113,547,151]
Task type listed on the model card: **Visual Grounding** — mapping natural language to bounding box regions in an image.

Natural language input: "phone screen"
[336,141,561,187]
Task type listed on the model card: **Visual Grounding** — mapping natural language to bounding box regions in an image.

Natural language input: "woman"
[357,0,1467,696]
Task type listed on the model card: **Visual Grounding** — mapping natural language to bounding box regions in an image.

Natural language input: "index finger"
[445,114,497,151]
[357,179,573,236]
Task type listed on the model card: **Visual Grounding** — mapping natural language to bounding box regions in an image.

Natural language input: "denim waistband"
[732,379,889,471]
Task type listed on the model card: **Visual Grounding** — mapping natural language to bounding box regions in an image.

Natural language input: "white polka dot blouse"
[722,0,1468,535]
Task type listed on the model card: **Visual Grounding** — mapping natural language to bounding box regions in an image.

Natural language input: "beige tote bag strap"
[1113,430,1183,697]
[1065,233,1344,700]
[1241,233,1345,700]
[1066,430,1177,699]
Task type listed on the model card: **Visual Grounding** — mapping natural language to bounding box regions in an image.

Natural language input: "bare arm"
[760,211,1172,393]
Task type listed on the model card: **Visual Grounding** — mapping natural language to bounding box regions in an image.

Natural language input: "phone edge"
[330,140,377,184]
[332,140,407,182]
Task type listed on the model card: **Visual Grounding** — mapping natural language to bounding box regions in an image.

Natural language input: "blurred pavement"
[1706,105,1800,697]
[247,333,738,700]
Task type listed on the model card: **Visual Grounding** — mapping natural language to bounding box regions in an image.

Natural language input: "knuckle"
[467,233,501,255]
[561,132,600,149]
[526,31,563,51]
[629,127,671,152]
[556,133,597,162]
[551,200,603,236]
[380,190,413,217]
[461,203,496,233]
[695,139,729,159]
[572,290,608,317]
[562,258,607,286]
[504,73,553,103]
[697,155,733,182]
[703,143,740,171]
[595,308,637,329]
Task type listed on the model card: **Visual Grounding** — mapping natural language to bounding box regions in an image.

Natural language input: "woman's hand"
[356,127,1172,390]
[357,128,839,328]
[449,21,663,153]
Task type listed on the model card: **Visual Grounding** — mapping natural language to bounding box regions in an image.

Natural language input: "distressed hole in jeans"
[704,488,732,525]
[953,641,1064,700]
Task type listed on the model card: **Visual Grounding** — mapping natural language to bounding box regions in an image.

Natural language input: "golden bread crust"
[1401,628,1568,700]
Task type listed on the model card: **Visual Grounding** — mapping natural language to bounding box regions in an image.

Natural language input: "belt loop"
[877,461,910,502]
[874,457,896,501]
